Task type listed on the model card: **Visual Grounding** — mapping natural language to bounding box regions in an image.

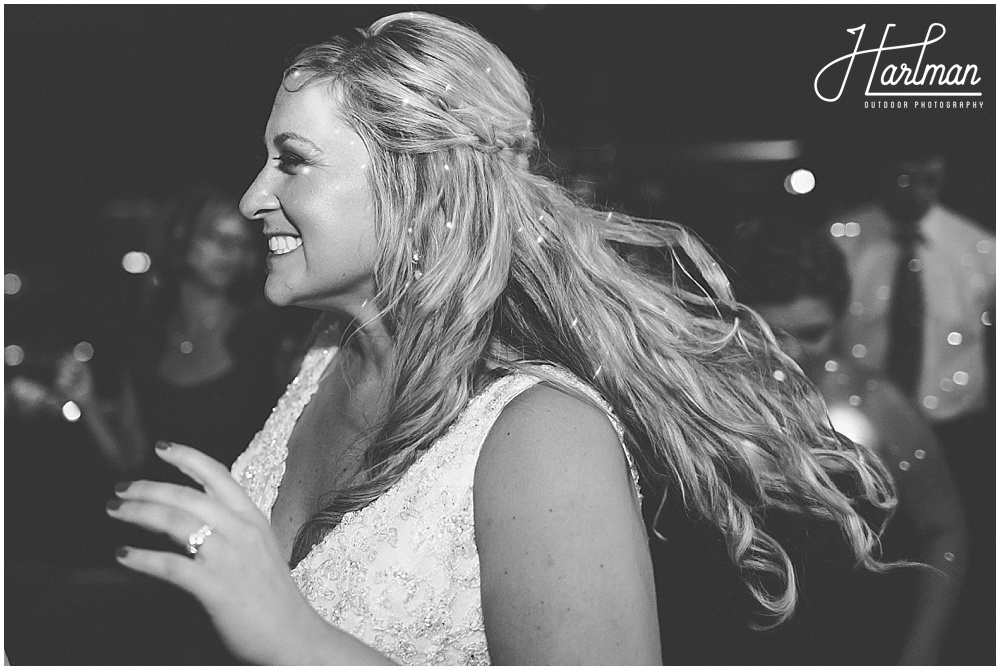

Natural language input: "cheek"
[299,200,376,280]
[319,185,376,248]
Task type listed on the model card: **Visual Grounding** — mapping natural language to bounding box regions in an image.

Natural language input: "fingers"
[114,479,230,524]
[55,355,93,399]
[115,546,204,595]
[107,492,224,550]
[109,446,268,559]
[154,442,258,512]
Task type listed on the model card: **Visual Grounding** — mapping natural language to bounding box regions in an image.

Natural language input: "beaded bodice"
[231,340,638,665]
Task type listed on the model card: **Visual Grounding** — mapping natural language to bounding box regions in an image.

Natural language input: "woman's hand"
[54,354,96,406]
[106,442,322,664]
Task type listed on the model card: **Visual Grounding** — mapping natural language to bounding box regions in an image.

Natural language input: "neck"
[179,279,230,317]
[327,300,394,385]
[172,280,238,341]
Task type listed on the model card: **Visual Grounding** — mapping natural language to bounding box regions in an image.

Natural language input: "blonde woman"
[107,13,898,664]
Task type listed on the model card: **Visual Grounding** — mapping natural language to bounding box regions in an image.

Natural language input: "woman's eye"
[274,152,307,173]
[797,326,831,344]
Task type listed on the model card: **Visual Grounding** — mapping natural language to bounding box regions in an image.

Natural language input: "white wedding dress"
[231,335,638,665]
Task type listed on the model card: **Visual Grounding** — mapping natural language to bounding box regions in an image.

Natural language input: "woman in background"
[56,185,308,482]
[727,219,968,664]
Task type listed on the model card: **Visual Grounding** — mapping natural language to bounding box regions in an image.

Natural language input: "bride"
[107,12,899,664]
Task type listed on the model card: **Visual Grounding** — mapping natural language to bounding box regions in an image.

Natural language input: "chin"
[263,281,296,308]
[264,294,289,307]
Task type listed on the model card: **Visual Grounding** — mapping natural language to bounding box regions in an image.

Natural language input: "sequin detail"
[232,352,637,665]
[231,329,340,520]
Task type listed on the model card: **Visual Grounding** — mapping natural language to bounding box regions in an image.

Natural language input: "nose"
[240,169,279,221]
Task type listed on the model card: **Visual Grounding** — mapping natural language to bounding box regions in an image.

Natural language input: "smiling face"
[240,79,378,312]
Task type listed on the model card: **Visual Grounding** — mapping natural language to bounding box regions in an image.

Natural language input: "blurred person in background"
[51,185,310,485]
[830,139,994,661]
[831,142,994,430]
[727,219,969,665]
[4,185,314,664]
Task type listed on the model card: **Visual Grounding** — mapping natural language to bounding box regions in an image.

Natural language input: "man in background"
[830,140,994,663]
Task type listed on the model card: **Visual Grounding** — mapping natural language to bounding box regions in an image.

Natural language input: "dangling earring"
[411,250,423,280]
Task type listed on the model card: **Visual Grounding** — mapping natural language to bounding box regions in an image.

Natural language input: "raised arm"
[54,355,148,474]
[474,383,661,665]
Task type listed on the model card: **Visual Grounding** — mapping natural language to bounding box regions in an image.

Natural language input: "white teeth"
[268,235,302,255]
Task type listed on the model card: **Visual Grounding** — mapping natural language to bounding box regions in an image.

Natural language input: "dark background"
[5,4,994,350]
[4,4,994,665]
[6,4,994,252]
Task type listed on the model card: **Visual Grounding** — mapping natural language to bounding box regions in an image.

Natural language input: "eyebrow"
[271,132,321,151]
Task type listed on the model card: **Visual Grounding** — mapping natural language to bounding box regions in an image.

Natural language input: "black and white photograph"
[5,4,994,665]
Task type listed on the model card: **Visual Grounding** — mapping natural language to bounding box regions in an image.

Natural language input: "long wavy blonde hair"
[284,11,897,627]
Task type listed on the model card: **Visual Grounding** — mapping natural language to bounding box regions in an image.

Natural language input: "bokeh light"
[62,401,82,422]
[73,342,95,362]
[827,405,875,447]
[4,344,25,366]
[122,251,152,274]
[4,273,23,295]
[784,168,815,195]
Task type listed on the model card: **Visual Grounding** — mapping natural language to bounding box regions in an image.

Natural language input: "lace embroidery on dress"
[231,326,340,520]
[232,353,639,666]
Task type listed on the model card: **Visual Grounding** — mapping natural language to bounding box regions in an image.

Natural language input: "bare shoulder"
[476,381,630,490]
[472,381,659,665]
[474,381,639,523]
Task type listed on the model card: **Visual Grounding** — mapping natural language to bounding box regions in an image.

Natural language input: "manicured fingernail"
[114,481,132,493]
[106,498,123,511]
[115,547,129,560]
[155,440,173,451]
